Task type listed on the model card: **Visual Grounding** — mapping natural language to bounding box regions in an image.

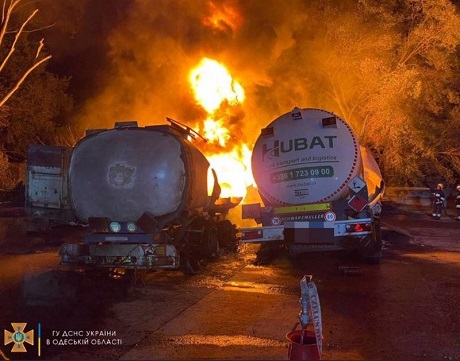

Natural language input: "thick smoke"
[43,0,312,147]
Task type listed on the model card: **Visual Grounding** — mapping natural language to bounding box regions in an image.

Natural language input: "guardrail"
[384,187,432,206]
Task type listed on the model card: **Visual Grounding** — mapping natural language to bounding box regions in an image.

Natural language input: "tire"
[179,244,201,275]
[216,220,238,252]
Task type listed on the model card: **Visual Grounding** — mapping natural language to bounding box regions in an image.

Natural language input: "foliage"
[2,0,460,188]
[357,0,460,186]
[0,0,52,109]
[263,0,460,186]
[0,150,17,191]
[0,0,73,161]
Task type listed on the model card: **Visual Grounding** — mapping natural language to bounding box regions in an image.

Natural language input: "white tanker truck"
[25,119,238,272]
[241,107,385,263]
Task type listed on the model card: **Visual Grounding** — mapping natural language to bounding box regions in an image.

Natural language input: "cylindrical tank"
[69,125,213,223]
[251,107,362,206]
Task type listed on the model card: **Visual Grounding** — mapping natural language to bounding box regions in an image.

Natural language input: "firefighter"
[431,183,446,220]
[456,185,460,221]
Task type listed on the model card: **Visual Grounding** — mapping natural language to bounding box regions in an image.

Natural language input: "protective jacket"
[433,189,446,205]
[431,187,446,219]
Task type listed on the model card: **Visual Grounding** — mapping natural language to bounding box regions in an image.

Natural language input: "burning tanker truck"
[241,107,385,263]
[25,119,239,273]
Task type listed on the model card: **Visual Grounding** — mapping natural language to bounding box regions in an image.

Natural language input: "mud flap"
[216,220,239,252]
[179,243,201,275]
[362,217,383,264]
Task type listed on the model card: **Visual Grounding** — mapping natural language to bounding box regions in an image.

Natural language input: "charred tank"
[25,120,238,271]
[69,122,219,228]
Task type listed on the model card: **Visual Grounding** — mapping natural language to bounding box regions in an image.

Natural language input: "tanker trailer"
[25,119,238,272]
[240,107,385,263]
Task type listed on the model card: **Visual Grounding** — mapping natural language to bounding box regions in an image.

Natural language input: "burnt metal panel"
[26,144,72,210]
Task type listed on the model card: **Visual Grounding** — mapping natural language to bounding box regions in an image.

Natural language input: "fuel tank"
[69,124,214,223]
[251,107,364,206]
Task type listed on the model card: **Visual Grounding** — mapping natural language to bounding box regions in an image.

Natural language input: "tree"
[0,0,73,162]
[0,0,73,194]
[357,0,460,186]
[262,0,460,186]
[0,0,51,111]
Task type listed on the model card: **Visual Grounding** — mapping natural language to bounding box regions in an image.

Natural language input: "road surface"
[0,202,459,360]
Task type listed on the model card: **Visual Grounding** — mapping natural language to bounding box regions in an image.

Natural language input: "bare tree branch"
[0,8,38,73]
[35,37,44,58]
[0,54,51,108]
[0,0,20,46]
[0,0,52,110]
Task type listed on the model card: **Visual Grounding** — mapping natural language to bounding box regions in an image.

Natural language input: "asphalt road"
[0,202,459,360]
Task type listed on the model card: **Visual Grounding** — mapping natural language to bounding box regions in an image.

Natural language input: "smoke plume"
[43,0,313,146]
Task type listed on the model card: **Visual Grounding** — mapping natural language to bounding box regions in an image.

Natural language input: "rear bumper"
[59,243,180,270]
[240,219,375,252]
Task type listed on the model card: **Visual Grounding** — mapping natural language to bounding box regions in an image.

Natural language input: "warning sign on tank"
[348,176,366,193]
[348,194,367,212]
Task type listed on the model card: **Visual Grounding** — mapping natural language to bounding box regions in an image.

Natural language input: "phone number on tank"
[270,166,334,183]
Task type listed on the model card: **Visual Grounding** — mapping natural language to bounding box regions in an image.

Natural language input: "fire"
[206,144,253,198]
[189,58,254,199]
[203,117,230,147]
[202,1,242,33]
[189,57,245,115]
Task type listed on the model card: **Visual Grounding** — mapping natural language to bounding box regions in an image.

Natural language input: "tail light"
[345,223,371,233]
[241,230,263,240]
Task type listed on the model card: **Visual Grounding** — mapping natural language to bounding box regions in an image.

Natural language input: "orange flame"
[206,144,253,198]
[202,117,230,147]
[189,57,254,199]
[189,57,245,115]
[202,1,242,33]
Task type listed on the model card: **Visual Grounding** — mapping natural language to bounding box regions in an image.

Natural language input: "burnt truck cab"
[26,120,237,271]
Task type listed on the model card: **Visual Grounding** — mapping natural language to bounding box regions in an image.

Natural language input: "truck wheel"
[179,244,201,275]
[216,220,238,252]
